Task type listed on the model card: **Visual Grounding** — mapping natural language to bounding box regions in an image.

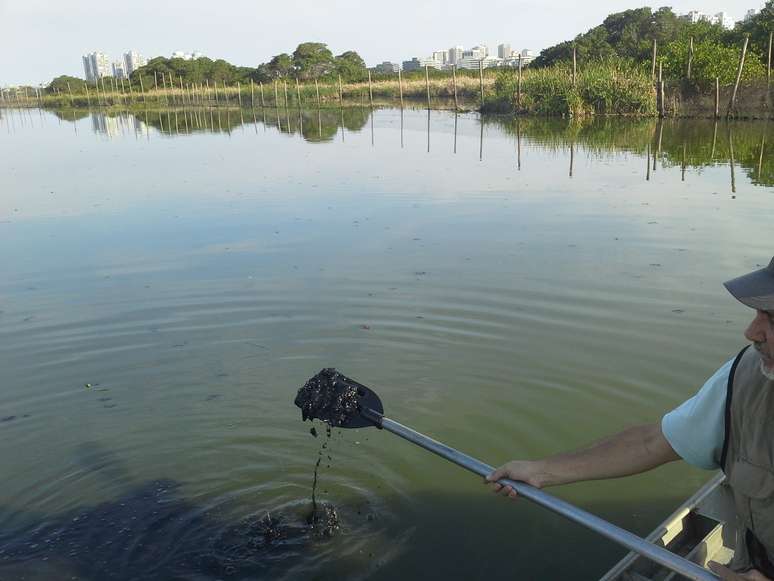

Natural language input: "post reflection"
[1,106,772,190]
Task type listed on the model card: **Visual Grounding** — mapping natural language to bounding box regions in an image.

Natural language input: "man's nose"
[745,312,768,343]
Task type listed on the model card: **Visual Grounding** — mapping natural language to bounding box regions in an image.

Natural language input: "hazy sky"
[0,0,758,86]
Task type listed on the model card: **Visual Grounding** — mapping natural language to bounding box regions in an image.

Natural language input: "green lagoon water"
[0,106,772,580]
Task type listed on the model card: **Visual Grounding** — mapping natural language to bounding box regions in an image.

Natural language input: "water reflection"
[1,106,772,188]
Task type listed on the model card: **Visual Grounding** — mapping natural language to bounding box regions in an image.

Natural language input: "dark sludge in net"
[294,368,363,427]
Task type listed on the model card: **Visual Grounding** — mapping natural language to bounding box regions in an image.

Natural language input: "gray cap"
[724,257,774,311]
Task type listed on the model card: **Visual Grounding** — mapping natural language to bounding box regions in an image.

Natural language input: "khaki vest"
[723,345,774,575]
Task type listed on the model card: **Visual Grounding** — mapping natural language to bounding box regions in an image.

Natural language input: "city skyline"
[0,0,757,86]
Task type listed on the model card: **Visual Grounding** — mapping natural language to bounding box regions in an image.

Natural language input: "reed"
[490,59,656,116]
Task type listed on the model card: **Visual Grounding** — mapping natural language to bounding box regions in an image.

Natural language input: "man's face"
[745,309,774,379]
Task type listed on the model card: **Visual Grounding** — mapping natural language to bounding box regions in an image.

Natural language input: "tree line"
[532,2,772,84]
[43,43,368,94]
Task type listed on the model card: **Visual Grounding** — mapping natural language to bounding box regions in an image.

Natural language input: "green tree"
[267,53,294,78]
[334,51,367,81]
[292,42,335,79]
[734,0,774,59]
[47,75,87,94]
[661,38,767,84]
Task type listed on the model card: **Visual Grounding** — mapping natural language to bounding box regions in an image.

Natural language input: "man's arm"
[486,423,681,497]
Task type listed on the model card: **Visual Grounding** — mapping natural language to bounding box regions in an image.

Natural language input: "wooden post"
[154,71,158,92]
[139,75,145,102]
[425,65,431,109]
[84,83,91,106]
[367,70,374,107]
[572,45,577,86]
[250,79,255,108]
[338,75,343,105]
[687,37,694,80]
[517,56,523,111]
[66,81,74,105]
[758,136,765,181]
[180,76,185,105]
[283,80,289,107]
[729,127,736,194]
[768,31,773,86]
[315,79,320,107]
[651,39,657,80]
[238,81,243,107]
[397,68,404,108]
[260,82,265,107]
[714,77,720,119]
[479,59,485,105]
[452,64,458,110]
[295,78,301,107]
[727,36,749,118]
[274,80,279,106]
[658,61,665,117]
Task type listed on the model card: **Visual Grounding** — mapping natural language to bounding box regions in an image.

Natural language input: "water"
[0,106,772,580]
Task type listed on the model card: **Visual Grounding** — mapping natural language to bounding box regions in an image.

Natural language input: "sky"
[0,0,760,86]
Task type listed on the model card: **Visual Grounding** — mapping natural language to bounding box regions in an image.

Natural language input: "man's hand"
[485,460,545,499]
[709,561,771,581]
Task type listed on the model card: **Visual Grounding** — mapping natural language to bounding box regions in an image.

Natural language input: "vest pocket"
[729,459,774,500]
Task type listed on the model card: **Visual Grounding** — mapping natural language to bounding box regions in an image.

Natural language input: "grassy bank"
[3,63,771,118]
[487,60,657,116]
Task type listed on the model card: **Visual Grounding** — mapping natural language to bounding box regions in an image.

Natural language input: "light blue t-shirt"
[661,357,735,470]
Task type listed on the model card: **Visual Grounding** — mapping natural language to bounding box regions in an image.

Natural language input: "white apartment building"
[457,55,503,70]
[172,50,204,61]
[112,61,126,79]
[432,50,449,65]
[497,43,512,59]
[685,10,735,29]
[123,51,147,76]
[448,46,464,65]
[82,52,112,81]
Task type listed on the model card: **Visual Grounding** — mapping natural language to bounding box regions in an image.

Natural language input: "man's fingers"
[486,469,505,482]
[707,561,766,581]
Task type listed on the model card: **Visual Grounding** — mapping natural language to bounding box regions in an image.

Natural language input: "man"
[487,258,774,581]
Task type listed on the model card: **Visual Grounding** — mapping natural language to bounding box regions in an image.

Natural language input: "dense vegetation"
[492,59,656,116]
[126,43,368,89]
[533,2,772,85]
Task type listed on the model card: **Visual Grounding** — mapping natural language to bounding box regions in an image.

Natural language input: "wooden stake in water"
[274,81,279,107]
[260,82,265,107]
[517,56,523,111]
[425,66,431,109]
[715,77,720,119]
[154,71,158,92]
[687,37,694,80]
[727,36,749,118]
[651,39,657,80]
[296,78,301,107]
[368,70,374,107]
[315,79,320,107]
[283,81,289,107]
[67,81,74,105]
[338,75,343,105]
[85,83,91,106]
[452,65,458,110]
[479,59,485,105]
[572,45,577,86]
[250,79,255,108]
[768,31,773,86]
[398,69,404,108]
[238,81,243,107]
